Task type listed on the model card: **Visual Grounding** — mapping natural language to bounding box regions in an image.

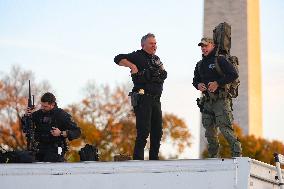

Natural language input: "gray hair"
[141,33,155,45]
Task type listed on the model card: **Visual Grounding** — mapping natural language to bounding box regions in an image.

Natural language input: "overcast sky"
[0,0,283,158]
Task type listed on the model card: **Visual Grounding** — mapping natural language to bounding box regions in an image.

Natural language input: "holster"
[196,98,204,113]
[196,97,214,116]
[129,92,141,108]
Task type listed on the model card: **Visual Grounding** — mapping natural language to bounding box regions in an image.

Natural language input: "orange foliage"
[0,65,51,150]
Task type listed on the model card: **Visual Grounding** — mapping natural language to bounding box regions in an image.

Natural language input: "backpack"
[213,22,240,98]
[213,22,231,55]
[79,144,99,161]
[214,55,240,98]
[0,150,35,163]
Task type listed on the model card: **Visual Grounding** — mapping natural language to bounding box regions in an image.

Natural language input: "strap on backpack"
[214,56,224,77]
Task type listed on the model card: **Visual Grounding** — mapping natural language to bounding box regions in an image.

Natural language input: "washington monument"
[200,0,262,154]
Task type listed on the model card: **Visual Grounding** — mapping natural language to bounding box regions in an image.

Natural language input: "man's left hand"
[208,81,219,92]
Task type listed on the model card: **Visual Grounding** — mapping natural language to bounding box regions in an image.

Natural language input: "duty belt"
[144,93,161,100]
[132,89,161,100]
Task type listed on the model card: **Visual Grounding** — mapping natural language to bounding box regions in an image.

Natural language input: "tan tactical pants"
[201,97,242,158]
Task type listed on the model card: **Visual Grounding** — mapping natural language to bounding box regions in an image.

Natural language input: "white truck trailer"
[0,157,283,189]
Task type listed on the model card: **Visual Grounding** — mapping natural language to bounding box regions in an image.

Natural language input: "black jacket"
[114,49,167,95]
[192,49,238,92]
[22,107,81,147]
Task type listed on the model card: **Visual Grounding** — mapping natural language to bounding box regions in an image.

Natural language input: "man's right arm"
[114,52,138,74]
[114,51,149,83]
[117,59,138,74]
[193,62,207,92]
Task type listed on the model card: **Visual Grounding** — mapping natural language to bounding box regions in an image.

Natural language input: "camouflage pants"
[201,97,242,158]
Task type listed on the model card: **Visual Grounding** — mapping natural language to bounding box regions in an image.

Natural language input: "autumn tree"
[66,82,191,161]
[202,124,284,165]
[0,65,51,150]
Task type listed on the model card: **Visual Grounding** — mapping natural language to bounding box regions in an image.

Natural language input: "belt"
[132,89,161,99]
[144,93,161,100]
[202,90,229,102]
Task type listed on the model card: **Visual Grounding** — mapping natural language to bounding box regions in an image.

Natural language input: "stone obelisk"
[200,0,262,156]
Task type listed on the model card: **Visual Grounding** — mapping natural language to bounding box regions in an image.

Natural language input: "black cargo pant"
[133,94,163,160]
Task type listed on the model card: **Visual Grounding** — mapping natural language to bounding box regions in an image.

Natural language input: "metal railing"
[274,153,284,189]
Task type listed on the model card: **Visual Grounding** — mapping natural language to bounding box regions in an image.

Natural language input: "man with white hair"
[114,33,167,160]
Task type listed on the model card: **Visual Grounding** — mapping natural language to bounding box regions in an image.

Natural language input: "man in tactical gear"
[193,37,242,158]
[22,92,81,162]
[114,33,167,160]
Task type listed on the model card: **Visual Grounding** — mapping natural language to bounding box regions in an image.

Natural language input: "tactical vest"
[196,56,239,98]
[34,113,66,151]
